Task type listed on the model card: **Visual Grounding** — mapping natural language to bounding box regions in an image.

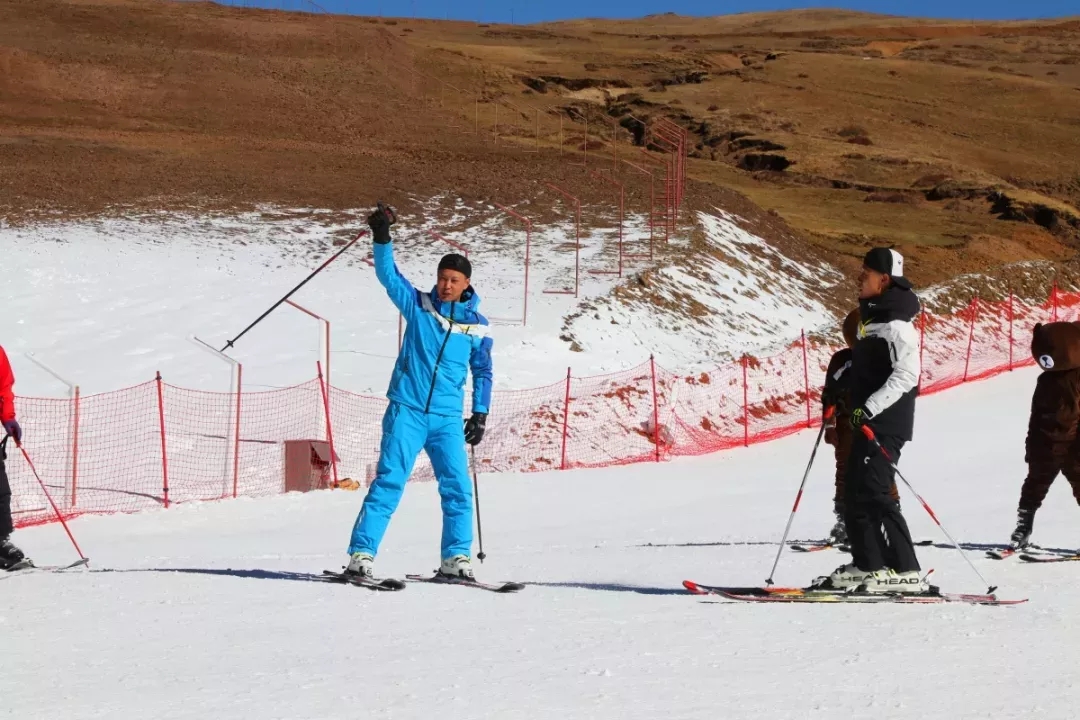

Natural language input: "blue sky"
[241,0,1078,25]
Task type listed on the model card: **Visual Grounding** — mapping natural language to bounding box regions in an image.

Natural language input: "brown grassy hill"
[410,10,1080,284]
[2,1,1080,291]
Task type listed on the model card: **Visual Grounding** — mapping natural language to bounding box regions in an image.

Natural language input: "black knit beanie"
[438,253,472,279]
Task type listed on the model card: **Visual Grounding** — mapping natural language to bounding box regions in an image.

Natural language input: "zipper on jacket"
[424,301,455,413]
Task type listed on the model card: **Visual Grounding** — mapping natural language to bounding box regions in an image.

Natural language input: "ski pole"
[861,425,997,594]
[3,436,89,566]
[765,406,834,586]
[219,229,367,352]
[470,445,486,563]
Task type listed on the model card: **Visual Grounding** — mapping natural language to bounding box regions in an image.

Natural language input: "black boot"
[0,535,26,570]
[1010,508,1034,549]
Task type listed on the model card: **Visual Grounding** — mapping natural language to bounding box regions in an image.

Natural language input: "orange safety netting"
[9,289,1075,528]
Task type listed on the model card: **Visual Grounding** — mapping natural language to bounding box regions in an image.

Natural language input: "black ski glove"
[2,419,22,446]
[367,202,397,245]
[464,413,487,446]
[850,407,874,429]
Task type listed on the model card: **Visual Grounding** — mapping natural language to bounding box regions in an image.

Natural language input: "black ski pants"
[0,442,11,538]
[1018,450,1080,515]
[844,431,920,573]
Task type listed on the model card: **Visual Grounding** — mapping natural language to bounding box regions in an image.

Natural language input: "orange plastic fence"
[9,289,1074,528]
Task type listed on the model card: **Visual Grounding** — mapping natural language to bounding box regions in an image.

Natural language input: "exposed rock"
[738,153,792,172]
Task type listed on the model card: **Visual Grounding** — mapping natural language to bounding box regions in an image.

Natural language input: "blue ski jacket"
[374,241,493,417]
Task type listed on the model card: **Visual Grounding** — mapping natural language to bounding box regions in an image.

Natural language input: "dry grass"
[2,1,1080,289]
[407,10,1080,282]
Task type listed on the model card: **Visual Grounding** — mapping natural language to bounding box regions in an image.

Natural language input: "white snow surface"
[1,205,624,395]
[7,367,1079,720]
[0,205,843,397]
[564,209,844,368]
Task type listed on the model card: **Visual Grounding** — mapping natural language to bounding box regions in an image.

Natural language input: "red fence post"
[493,203,532,326]
[317,361,340,489]
[524,221,532,325]
[559,368,571,470]
[71,386,80,508]
[801,330,811,428]
[650,355,660,462]
[1052,280,1060,322]
[919,309,926,386]
[587,170,626,277]
[232,365,242,499]
[156,372,170,509]
[541,183,582,298]
[742,356,750,447]
[963,297,979,383]
[1008,290,1015,371]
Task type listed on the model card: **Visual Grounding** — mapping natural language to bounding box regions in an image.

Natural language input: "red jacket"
[0,346,15,423]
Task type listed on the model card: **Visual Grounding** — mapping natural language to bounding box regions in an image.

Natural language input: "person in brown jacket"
[1010,321,1080,549]
[821,308,901,547]
[821,308,860,547]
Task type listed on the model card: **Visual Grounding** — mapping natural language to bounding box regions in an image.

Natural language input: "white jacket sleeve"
[864,320,920,417]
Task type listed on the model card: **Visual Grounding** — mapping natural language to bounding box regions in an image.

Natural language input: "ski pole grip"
[824,405,836,420]
[376,201,397,225]
[860,425,876,441]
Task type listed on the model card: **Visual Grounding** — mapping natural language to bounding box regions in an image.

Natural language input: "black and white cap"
[863,248,912,290]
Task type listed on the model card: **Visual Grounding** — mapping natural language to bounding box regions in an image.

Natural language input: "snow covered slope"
[563,208,845,368]
[0,204,845,397]
[2,205,624,395]
[7,368,1078,720]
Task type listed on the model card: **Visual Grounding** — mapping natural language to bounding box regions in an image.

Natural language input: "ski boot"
[437,555,475,581]
[858,568,932,595]
[810,562,872,591]
[1010,508,1034,550]
[345,552,375,580]
[0,535,27,571]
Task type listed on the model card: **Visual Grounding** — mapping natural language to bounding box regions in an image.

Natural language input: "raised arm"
[373,243,418,320]
[368,203,417,320]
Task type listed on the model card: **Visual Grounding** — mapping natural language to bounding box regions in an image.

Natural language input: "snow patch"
[0,203,652,395]
[563,208,844,370]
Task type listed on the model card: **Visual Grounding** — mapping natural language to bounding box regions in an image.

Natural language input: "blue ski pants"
[349,402,473,559]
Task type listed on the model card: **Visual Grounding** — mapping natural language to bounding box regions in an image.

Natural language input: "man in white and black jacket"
[818,248,926,594]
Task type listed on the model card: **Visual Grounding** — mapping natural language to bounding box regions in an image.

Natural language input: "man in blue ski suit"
[346,203,493,581]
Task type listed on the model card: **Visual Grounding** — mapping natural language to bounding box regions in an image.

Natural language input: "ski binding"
[322,570,405,591]
[683,580,1026,606]
[405,573,524,593]
[3,557,89,574]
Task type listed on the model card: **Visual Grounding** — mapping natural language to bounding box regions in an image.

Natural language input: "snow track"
[6,368,1079,720]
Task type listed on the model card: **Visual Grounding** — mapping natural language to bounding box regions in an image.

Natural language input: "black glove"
[820,388,836,414]
[850,407,874,429]
[464,413,487,446]
[367,202,397,245]
[2,419,21,446]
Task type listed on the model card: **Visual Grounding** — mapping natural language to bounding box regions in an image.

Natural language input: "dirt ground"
[2,1,1080,290]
